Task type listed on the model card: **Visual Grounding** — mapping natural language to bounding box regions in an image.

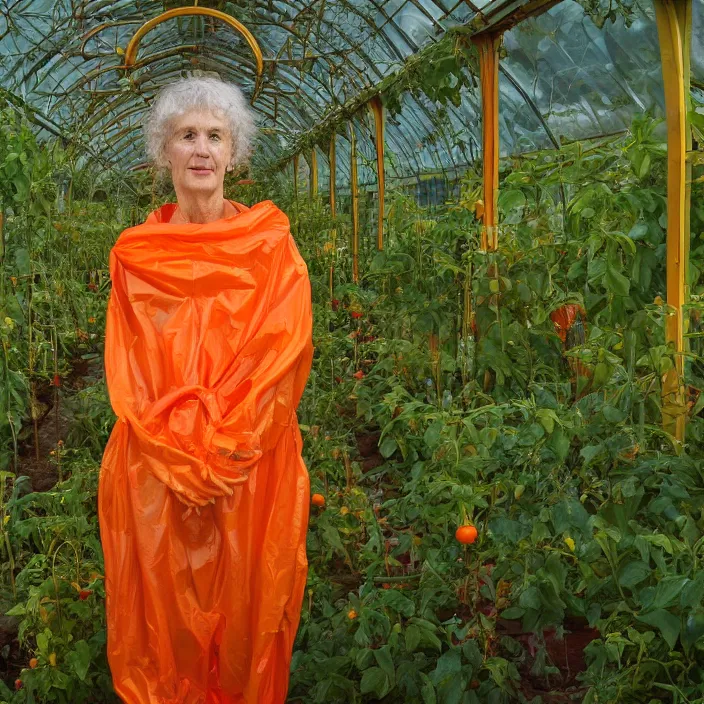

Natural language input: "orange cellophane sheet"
[98,200,314,703]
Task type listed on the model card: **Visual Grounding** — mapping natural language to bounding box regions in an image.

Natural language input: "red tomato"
[455,525,478,544]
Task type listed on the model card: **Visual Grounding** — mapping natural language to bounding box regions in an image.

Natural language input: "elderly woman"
[98,76,314,704]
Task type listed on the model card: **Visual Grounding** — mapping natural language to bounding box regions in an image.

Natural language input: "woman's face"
[164,108,233,197]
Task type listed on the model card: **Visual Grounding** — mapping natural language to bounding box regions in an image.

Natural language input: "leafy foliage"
[1,104,704,704]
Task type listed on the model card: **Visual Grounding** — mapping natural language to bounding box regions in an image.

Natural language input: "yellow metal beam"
[368,95,385,251]
[472,32,502,251]
[349,122,359,284]
[123,7,264,101]
[677,1,693,308]
[654,0,691,443]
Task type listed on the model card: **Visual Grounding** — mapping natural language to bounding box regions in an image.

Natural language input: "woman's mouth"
[189,167,213,175]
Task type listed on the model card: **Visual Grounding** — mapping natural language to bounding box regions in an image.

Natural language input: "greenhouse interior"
[1,0,704,702]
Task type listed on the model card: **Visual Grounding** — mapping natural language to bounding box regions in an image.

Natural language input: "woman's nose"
[195,135,211,156]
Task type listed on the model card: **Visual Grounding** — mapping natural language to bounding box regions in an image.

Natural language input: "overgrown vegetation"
[1,98,704,704]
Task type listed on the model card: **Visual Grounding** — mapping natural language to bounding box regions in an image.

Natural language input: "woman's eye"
[210,134,220,141]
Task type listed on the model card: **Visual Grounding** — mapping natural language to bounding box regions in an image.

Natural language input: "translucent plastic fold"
[98,199,314,703]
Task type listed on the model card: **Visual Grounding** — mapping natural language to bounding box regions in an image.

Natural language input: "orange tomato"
[455,525,478,544]
[29,658,38,669]
[347,609,357,620]
[550,304,586,344]
[311,493,326,507]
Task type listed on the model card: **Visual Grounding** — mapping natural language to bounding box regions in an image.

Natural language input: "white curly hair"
[144,75,257,172]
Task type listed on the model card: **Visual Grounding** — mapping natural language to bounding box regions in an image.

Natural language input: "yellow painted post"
[472,32,502,393]
[654,0,691,443]
[472,32,502,252]
[677,2,693,307]
[349,121,359,284]
[329,135,337,300]
[368,95,385,251]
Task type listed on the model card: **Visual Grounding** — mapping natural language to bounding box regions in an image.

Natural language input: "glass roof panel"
[502,0,665,149]
[0,0,702,178]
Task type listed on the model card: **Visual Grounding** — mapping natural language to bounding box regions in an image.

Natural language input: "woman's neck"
[172,191,229,224]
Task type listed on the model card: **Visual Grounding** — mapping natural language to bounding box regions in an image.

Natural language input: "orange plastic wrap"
[98,199,314,703]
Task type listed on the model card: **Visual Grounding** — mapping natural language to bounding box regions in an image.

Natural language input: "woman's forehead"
[171,108,228,131]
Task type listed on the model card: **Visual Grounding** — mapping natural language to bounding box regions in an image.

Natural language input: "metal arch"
[110,42,335,127]
[249,0,411,89]
[122,7,264,102]
[63,45,200,94]
[443,99,482,165]
[265,61,342,112]
[246,4,387,89]
[407,93,458,176]
[276,0,411,63]
[92,88,294,165]
[78,46,284,134]
[388,95,450,178]
[365,113,426,182]
[11,1,442,157]
[79,20,143,60]
[396,0,448,33]
[341,0,420,58]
